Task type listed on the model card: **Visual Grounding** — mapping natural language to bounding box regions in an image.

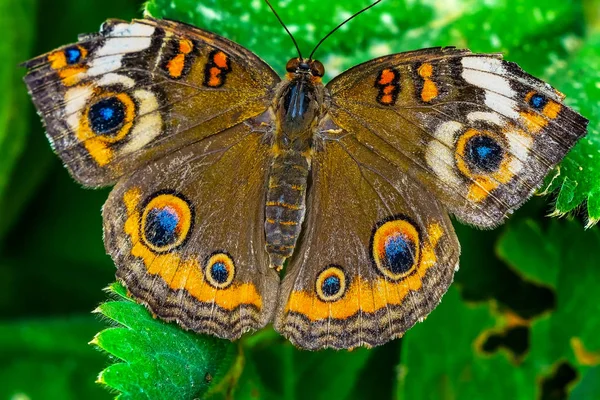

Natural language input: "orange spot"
[83,138,112,166]
[418,63,438,102]
[380,94,393,104]
[520,111,548,133]
[467,177,498,202]
[212,51,229,69]
[285,223,443,320]
[383,85,395,95]
[166,53,186,78]
[48,51,67,70]
[417,63,433,79]
[421,80,438,102]
[543,101,562,119]
[122,189,262,311]
[179,39,193,54]
[208,67,221,87]
[378,69,395,85]
[59,66,87,86]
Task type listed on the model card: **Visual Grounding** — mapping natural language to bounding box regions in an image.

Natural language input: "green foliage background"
[0,0,598,399]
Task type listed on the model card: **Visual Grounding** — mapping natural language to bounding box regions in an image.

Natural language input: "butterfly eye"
[310,60,325,77]
[286,58,301,73]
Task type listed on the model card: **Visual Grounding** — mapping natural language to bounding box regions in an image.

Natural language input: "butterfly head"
[285,58,324,81]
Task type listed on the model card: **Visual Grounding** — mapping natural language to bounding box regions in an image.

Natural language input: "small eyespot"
[205,252,235,289]
[65,46,83,64]
[310,60,325,77]
[529,93,548,110]
[88,97,126,135]
[140,191,194,253]
[286,58,301,73]
[316,265,347,302]
[371,217,420,281]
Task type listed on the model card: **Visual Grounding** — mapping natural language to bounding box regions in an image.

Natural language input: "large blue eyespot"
[65,47,82,64]
[529,93,548,110]
[88,97,126,135]
[465,135,503,173]
[140,192,194,253]
[383,235,415,275]
[144,207,179,248]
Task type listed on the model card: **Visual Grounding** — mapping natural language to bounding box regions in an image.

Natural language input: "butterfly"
[22,1,588,350]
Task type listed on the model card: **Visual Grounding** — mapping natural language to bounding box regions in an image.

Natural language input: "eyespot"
[88,97,126,135]
[140,191,194,253]
[371,217,420,281]
[83,92,136,142]
[528,93,548,110]
[464,134,504,173]
[455,129,505,176]
[65,46,83,64]
[310,60,325,77]
[315,265,347,302]
[205,252,235,289]
[286,58,301,73]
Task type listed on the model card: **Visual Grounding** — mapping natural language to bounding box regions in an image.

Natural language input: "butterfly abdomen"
[265,150,309,271]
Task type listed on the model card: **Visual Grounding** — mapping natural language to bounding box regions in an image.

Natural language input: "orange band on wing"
[284,222,444,320]
[122,188,262,310]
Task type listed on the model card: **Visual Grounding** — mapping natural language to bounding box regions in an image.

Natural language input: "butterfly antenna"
[265,0,303,59]
[308,0,383,60]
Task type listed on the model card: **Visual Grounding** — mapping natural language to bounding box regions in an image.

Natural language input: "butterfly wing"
[23,18,279,186]
[103,120,279,339]
[274,134,460,349]
[324,47,588,227]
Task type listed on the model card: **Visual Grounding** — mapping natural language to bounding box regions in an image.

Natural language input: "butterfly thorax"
[265,59,326,271]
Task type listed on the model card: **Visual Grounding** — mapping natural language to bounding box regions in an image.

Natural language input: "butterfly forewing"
[326,47,588,227]
[23,18,280,187]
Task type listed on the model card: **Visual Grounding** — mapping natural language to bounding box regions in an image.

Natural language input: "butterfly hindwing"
[274,134,460,350]
[102,120,279,339]
[326,47,588,227]
[23,18,279,186]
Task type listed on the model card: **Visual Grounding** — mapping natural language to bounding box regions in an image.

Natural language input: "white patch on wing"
[461,56,506,74]
[504,128,533,175]
[87,54,124,76]
[462,69,516,98]
[484,91,520,120]
[120,89,163,154]
[466,111,505,126]
[425,120,464,186]
[109,23,156,38]
[64,85,94,132]
[96,73,135,88]
[95,37,153,57]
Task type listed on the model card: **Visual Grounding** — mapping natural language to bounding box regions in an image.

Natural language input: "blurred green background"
[1,0,598,399]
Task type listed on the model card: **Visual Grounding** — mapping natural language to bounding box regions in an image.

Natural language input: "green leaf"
[497,219,600,369]
[0,316,108,400]
[0,0,37,225]
[93,283,238,399]
[541,33,600,226]
[399,219,600,399]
